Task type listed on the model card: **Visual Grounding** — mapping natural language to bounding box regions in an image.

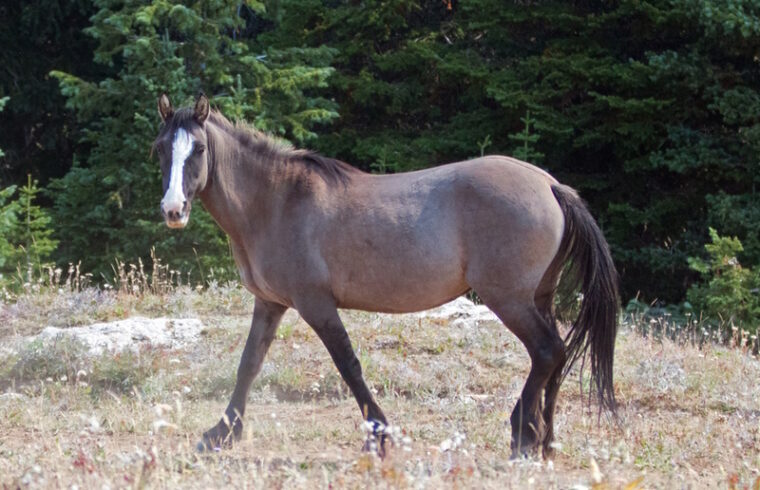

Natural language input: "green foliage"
[263,0,760,301]
[687,228,760,331]
[0,0,759,303]
[0,175,58,279]
[0,186,21,269]
[49,0,337,280]
[0,1,99,185]
[508,111,544,164]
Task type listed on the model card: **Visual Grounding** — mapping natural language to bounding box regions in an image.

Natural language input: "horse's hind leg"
[477,291,565,457]
[535,290,566,457]
[539,364,564,455]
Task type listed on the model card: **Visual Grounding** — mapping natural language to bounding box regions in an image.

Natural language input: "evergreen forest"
[1,0,759,327]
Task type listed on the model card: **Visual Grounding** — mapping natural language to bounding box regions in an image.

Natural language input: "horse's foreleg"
[297,298,388,456]
[198,297,287,451]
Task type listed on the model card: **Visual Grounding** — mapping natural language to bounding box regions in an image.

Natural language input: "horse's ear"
[158,93,173,121]
[194,92,210,124]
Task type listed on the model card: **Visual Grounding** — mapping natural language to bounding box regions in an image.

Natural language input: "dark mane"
[160,108,361,185]
[294,151,362,185]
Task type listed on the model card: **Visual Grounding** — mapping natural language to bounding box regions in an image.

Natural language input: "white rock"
[152,419,177,432]
[35,317,204,355]
[414,297,499,326]
[0,392,26,401]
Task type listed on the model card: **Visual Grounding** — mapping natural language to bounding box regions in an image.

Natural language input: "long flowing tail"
[551,184,620,414]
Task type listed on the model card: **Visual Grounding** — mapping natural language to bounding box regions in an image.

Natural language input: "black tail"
[551,184,620,414]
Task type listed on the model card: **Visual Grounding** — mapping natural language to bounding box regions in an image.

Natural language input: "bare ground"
[1,284,759,489]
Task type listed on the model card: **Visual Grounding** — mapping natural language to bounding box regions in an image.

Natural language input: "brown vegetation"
[1,281,759,488]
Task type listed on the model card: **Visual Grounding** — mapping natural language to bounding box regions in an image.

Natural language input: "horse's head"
[153,93,211,229]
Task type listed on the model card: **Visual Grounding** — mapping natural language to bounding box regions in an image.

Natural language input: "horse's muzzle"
[161,200,190,229]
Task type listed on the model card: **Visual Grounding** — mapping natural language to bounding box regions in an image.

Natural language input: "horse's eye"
[194,144,206,154]
[156,146,164,157]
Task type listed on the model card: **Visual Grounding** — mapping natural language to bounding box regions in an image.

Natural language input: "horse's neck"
[198,127,278,245]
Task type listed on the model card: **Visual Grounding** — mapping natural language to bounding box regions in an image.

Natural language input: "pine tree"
[508,111,544,164]
[3,0,759,302]
[49,0,337,278]
[0,175,58,279]
[264,0,760,302]
[0,1,99,186]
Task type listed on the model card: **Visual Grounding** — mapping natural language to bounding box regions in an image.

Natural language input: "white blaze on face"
[161,128,194,222]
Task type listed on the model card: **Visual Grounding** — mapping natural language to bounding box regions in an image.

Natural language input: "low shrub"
[686,228,760,334]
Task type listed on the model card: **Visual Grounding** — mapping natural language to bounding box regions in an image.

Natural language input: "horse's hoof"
[510,449,535,460]
[196,418,241,453]
[196,440,221,453]
[542,447,554,459]
[195,431,224,453]
[196,432,225,453]
[510,439,541,460]
[361,419,389,458]
[361,436,387,458]
[540,437,561,459]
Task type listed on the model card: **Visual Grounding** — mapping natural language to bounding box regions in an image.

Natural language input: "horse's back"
[318,156,565,312]
[351,155,564,238]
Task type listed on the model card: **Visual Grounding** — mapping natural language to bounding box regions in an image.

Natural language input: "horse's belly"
[337,284,469,314]
[332,254,469,314]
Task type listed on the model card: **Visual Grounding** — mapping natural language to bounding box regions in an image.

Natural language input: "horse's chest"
[236,264,257,293]
[236,263,290,305]
[232,245,290,306]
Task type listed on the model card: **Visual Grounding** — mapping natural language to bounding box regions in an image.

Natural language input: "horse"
[153,93,619,458]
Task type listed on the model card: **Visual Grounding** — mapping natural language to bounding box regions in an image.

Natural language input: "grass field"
[1,281,759,489]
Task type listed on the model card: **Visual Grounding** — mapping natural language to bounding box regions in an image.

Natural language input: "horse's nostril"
[161,200,186,222]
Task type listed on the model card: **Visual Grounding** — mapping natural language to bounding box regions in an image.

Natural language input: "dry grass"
[1,283,759,489]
